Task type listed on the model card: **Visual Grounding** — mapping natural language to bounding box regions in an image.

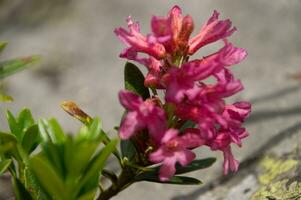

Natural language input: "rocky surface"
[0,0,301,199]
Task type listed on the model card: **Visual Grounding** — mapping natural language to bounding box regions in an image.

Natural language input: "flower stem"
[97,167,135,200]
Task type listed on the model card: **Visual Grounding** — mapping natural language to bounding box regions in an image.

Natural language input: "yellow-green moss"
[251,179,301,200]
[258,157,298,185]
[251,156,300,199]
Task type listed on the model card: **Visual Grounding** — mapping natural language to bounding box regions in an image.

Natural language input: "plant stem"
[97,167,135,200]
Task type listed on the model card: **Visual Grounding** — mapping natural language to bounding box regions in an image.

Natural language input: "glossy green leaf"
[22,125,40,154]
[12,177,33,200]
[29,156,67,200]
[38,119,65,176]
[77,118,102,141]
[38,119,65,144]
[135,158,216,183]
[65,138,100,179]
[175,158,216,175]
[18,109,34,132]
[6,109,35,141]
[6,110,21,140]
[135,173,202,185]
[80,139,118,188]
[124,62,150,100]
[120,139,137,161]
[0,55,40,79]
[0,159,12,175]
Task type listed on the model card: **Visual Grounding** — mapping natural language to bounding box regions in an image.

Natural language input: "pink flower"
[149,129,204,181]
[188,10,236,55]
[151,5,194,53]
[120,48,165,88]
[212,69,244,98]
[163,58,221,103]
[118,90,167,143]
[115,16,166,59]
[203,40,247,67]
[221,102,251,146]
[206,132,239,175]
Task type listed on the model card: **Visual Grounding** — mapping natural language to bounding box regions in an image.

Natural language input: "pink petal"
[218,41,248,66]
[188,11,236,55]
[222,147,239,175]
[161,129,178,143]
[119,111,143,139]
[159,158,177,181]
[176,149,195,166]
[118,90,143,110]
[149,148,165,163]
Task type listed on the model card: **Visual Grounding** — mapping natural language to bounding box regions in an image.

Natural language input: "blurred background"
[0,0,301,199]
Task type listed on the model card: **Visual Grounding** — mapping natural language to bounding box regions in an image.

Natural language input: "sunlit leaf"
[80,139,118,188]
[29,156,67,200]
[38,119,65,144]
[0,159,12,175]
[61,101,92,125]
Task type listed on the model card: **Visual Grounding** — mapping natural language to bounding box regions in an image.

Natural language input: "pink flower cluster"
[115,6,251,181]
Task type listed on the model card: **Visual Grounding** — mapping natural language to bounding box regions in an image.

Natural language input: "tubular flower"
[116,5,251,181]
[188,10,236,55]
[149,129,204,181]
[118,90,167,144]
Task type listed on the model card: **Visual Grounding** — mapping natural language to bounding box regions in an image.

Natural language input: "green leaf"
[124,62,150,100]
[135,158,215,183]
[0,159,12,175]
[12,177,33,200]
[6,110,21,140]
[29,156,67,200]
[77,190,97,200]
[175,158,216,175]
[6,109,35,141]
[38,119,65,176]
[80,139,118,188]
[120,139,137,161]
[0,132,17,152]
[77,118,102,141]
[38,119,66,144]
[18,109,35,133]
[24,167,51,200]
[0,55,40,79]
[22,125,40,155]
[135,174,202,185]
[0,42,7,53]
[179,120,196,132]
[64,137,100,179]
[0,93,13,102]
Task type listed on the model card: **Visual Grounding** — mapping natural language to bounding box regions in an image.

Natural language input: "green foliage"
[124,62,150,100]
[0,108,119,200]
[0,41,39,102]
[121,62,150,162]
[135,174,202,185]
[134,158,216,185]
[0,55,40,79]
